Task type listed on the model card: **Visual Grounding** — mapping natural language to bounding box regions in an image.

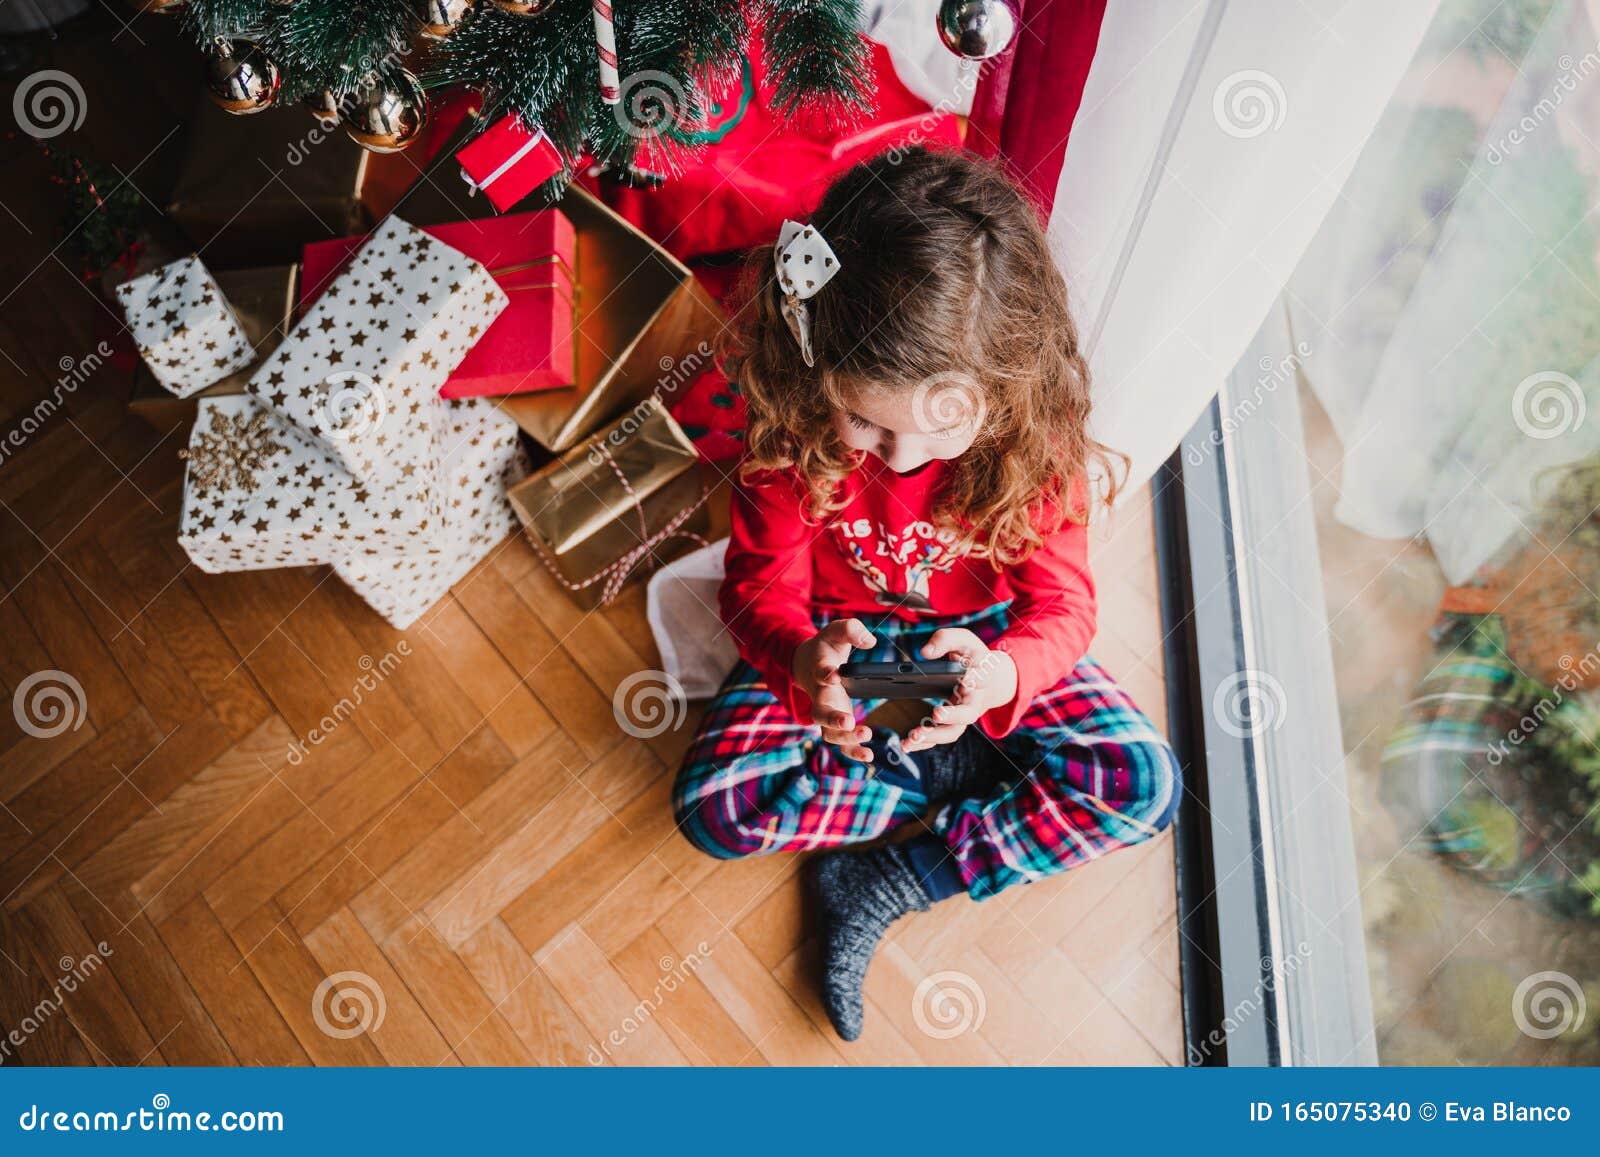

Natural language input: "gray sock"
[917,728,1005,802]
[807,843,931,1042]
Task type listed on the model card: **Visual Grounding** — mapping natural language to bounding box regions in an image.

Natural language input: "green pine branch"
[761,0,873,120]
[270,0,416,100]
[182,0,277,43]
[584,0,706,173]
[172,0,874,189]
[430,3,597,162]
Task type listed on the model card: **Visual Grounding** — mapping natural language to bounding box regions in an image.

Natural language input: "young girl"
[673,148,1181,1044]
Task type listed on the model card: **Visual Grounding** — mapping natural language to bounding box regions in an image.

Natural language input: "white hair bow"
[774,219,840,368]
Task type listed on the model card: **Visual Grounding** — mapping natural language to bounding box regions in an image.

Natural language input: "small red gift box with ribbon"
[456,115,566,213]
[300,209,576,398]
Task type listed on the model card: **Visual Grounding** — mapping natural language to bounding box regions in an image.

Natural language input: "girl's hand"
[792,618,877,763]
[787,620,876,764]
[903,628,1018,753]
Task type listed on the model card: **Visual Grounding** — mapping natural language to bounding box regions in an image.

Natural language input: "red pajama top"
[719,456,1097,737]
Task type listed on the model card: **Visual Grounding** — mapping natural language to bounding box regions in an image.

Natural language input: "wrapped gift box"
[178,395,448,573]
[456,114,565,212]
[129,265,299,434]
[388,165,724,451]
[300,209,575,398]
[508,397,707,608]
[333,401,531,628]
[245,214,508,485]
[114,256,253,398]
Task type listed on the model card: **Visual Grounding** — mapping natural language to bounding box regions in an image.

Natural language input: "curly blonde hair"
[725,147,1124,568]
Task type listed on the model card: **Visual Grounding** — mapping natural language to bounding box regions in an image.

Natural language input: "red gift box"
[300,210,576,398]
[456,115,566,213]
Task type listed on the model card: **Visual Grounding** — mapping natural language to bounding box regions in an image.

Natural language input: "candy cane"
[593,0,621,105]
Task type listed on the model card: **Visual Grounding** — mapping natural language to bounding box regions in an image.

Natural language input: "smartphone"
[838,659,966,700]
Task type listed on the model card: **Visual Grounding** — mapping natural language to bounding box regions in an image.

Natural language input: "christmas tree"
[172,0,872,183]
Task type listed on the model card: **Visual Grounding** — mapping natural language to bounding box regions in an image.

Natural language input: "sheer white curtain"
[1040,0,1438,494]
[1287,0,1600,583]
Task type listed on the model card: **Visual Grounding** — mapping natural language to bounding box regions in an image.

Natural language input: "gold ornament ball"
[488,0,555,15]
[341,71,428,153]
[419,0,473,37]
[204,39,281,115]
[135,0,185,14]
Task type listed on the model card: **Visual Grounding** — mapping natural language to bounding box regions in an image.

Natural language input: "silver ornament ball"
[341,70,428,153]
[936,0,1018,61]
[418,0,473,37]
[204,39,281,115]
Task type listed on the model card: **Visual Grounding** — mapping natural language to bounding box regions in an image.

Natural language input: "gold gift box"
[392,147,725,453]
[508,397,708,608]
[127,264,299,435]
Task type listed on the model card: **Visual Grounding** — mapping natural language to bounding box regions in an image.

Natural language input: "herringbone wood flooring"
[0,35,1183,1063]
[0,397,1181,1065]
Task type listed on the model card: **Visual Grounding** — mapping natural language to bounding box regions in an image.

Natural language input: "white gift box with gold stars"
[244,215,509,486]
[115,256,254,398]
[177,394,451,573]
[332,400,531,629]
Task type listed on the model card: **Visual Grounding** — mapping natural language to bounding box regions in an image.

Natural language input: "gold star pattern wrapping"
[178,407,286,492]
[114,256,254,397]
[332,399,531,629]
[244,214,509,488]
[178,395,451,573]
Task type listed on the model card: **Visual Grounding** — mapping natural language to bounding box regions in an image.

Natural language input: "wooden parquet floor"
[0,26,1183,1064]
[0,397,1182,1065]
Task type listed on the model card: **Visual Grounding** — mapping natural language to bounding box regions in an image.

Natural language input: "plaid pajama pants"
[673,603,1181,900]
